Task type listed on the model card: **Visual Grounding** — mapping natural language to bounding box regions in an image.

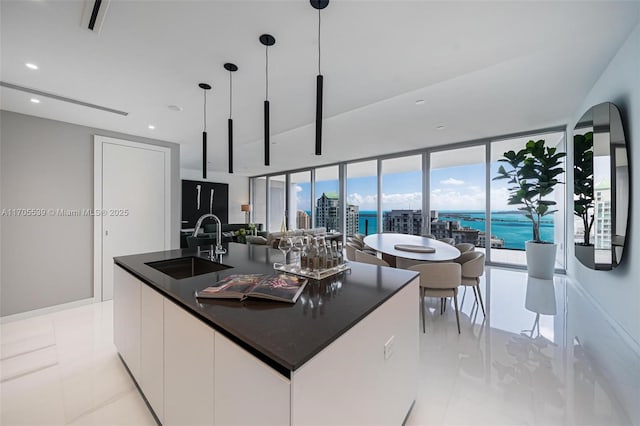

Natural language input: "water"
[359,212,378,236]
[312,209,553,249]
[437,211,554,250]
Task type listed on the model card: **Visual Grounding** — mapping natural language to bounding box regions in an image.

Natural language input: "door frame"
[93,135,172,302]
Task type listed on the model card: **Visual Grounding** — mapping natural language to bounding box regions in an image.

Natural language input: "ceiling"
[1,1,638,177]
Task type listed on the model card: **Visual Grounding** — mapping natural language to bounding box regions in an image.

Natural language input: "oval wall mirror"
[573,102,629,270]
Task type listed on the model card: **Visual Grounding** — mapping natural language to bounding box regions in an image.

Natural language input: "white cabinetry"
[140,284,164,423]
[163,298,215,426]
[114,265,417,426]
[291,278,418,425]
[113,266,140,377]
[214,333,290,425]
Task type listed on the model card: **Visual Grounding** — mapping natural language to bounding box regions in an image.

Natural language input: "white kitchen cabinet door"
[163,298,214,426]
[113,265,141,378]
[140,284,164,423]
[214,333,290,425]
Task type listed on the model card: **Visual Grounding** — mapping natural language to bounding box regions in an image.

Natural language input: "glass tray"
[273,262,351,280]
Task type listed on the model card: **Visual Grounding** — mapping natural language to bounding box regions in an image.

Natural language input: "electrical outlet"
[384,336,395,360]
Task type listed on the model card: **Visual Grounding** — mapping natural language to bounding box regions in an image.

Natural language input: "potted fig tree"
[494,139,566,279]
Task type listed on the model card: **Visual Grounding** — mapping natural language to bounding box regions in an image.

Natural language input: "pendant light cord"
[203,89,207,132]
[318,8,321,74]
[265,45,269,100]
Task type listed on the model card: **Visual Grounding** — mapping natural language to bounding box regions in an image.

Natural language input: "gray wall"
[568,22,640,346]
[0,110,181,317]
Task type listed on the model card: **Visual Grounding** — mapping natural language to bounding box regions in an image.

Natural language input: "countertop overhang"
[114,243,418,378]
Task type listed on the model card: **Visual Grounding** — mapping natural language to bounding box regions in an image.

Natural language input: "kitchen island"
[114,242,419,425]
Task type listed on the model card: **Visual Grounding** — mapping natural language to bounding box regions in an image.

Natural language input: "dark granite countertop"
[114,243,418,378]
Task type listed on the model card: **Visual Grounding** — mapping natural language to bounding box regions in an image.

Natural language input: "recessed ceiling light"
[25,63,39,70]
[168,105,183,112]
[415,99,425,105]
[30,98,40,103]
[148,125,155,130]
[436,125,446,130]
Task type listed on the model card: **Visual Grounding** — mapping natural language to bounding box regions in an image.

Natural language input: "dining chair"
[453,251,485,316]
[396,257,427,270]
[438,237,455,246]
[345,241,359,261]
[455,242,475,253]
[354,250,390,267]
[422,233,436,239]
[346,236,363,248]
[409,262,462,334]
[352,233,366,244]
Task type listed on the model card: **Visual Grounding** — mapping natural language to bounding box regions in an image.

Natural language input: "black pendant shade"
[311,0,329,156]
[264,100,270,166]
[224,63,238,174]
[198,83,212,179]
[315,74,323,155]
[228,118,233,173]
[260,34,275,167]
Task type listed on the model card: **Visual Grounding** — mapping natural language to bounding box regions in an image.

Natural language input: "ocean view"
[360,210,553,250]
[306,209,554,249]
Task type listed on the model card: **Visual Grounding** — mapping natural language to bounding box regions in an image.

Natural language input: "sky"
[292,162,521,212]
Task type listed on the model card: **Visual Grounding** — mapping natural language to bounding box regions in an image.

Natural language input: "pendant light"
[198,82,212,179]
[311,0,329,156]
[224,63,238,174]
[260,34,275,166]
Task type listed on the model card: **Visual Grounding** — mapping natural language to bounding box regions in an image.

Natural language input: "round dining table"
[363,233,461,267]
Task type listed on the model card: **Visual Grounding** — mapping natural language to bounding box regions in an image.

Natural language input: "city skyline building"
[296,210,311,230]
[383,210,423,236]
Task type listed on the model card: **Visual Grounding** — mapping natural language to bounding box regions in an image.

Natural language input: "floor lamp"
[241,204,251,224]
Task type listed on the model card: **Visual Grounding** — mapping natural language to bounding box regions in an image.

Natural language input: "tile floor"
[1,267,636,425]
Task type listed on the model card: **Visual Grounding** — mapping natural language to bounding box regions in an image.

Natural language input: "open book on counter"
[195,274,307,304]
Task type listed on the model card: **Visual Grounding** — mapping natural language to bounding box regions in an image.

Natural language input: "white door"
[100,139,169,301]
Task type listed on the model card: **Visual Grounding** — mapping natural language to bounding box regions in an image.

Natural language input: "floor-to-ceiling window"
[268,175,286,232]
[346,160,377,236]
[381,155,423,235]
[314,166,340,232]
[429,146,487,250]
[253,177,267,230]
[288,171,312,230]
[490,131,566,268]
[249,127,566,270]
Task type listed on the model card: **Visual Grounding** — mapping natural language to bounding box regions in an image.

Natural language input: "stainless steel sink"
[145,256,232,279]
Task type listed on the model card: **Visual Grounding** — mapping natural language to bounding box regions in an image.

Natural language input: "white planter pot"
[525,241,557,279]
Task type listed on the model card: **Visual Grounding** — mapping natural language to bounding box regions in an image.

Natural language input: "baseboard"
[0,297,95,324]
[567,277,640,358]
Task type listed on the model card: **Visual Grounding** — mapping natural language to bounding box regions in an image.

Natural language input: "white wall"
[0,111,181,317]
[180,168,249,224]
[567,22,640,346]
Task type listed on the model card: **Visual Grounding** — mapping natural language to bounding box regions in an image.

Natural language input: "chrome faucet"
[193,213,227,255]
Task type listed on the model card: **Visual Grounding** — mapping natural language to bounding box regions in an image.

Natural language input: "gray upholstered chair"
[346,236,363,248]
[354,250,390,267]
[455,242,475,253]
[396,257,427,270]
[438,237,455,246]
[352,233,366,244]
[345,241,360,261]
[422,233,436,239]
[453,251,485,316]
[409,262,462,334]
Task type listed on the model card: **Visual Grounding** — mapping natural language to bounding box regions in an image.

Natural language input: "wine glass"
[278,237,293,265]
